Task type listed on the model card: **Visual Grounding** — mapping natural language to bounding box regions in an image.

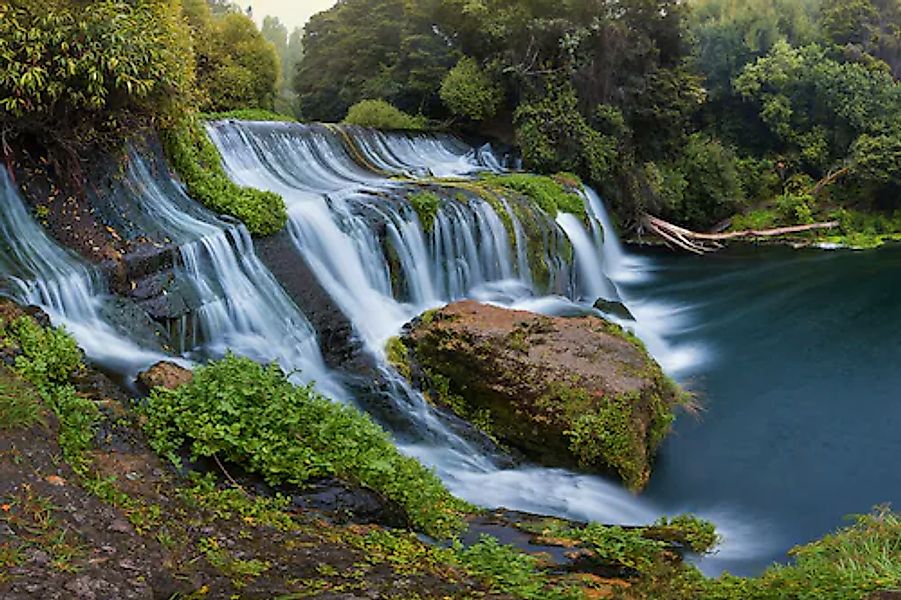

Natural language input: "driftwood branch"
[642,213,840,254]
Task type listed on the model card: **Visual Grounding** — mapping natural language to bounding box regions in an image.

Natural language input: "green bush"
[479,173,585,217]
[343,99,428,130]
[661,134,747,230]
[140,354,469,538]
[0,0,193,141]
[162,117,287,236]
[440,57,504,121]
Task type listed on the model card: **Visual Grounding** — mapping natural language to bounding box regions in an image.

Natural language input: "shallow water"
[628,244,901,575]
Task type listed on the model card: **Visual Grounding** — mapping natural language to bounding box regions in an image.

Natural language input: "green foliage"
[295,0,456,121]
[407,191,441,230]
[343,100,428,131]
[514,86,618,184]
[182,0,279,112]
[384,336,412,380]
[440,57,504,121]
[658,134,747,229]
[653,515,721,554]
[201,109,296,122]
[161,117,287,236]
[0,0,193,141]
[0,367,44,430]
[479,173,584,218]
[456,536,578,600]
[140,354,469,538]
[0,316,98,473]
[667,508,901,599]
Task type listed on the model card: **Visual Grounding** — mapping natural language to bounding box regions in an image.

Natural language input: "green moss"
[140,353,470,538]
[201,108,297,122]
[407,191,441,231]
[385,336,412,380]
[161,116,287,236]
[479,172,585,218]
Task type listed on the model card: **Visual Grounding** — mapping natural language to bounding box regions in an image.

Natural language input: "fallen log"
[641,213,840,253]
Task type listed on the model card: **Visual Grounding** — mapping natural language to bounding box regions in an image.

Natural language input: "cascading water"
[118,152,346,400]
[203,119,765,575]
[0,170,167,374]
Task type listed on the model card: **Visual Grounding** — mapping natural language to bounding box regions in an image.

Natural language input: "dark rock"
[137,361,193,391]
[593,297,635,321]
[253,228,372,372]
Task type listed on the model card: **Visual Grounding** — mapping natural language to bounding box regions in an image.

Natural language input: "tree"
[0,0,193,146]
[182,0,279,112]
[440,58,503,121]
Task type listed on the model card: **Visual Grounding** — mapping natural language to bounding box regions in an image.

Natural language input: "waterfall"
[121,152,346,399]
[202,121,728,536]
[0,171,167,373]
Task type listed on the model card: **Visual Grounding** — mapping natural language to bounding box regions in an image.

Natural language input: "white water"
[0,170,167,374]
[121,154,346,399]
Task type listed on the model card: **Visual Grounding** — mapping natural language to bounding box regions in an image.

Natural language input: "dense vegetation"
[161,117,287,235]
[140,353,470,538]
[296,0,901,235]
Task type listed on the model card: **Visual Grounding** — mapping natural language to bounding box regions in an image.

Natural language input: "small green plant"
[343,99,428,131]
[456,536,579,599]
[653,514,720,553]
[407,191,441,231]
[161,116,287,236]
[140,354,469,538]
[0,316,98,473]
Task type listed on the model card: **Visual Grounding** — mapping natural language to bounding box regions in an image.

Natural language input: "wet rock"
[137,361,193,391]
[593,297,635,321]
[253,229,372,372]
[397,301,683,490]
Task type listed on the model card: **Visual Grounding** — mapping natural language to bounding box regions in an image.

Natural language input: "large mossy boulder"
[393,301,683,490]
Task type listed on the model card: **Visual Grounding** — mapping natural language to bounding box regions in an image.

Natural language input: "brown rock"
[397,301,683,490]
[137,361,193,391]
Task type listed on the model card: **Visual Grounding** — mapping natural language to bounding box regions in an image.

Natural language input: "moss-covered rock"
[397,301,683,490]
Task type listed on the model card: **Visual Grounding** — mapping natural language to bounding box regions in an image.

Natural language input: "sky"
[247,0,337,32]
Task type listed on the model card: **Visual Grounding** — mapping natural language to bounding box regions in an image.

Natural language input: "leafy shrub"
[0,0,193,142]
[653,514,721,553]
[162,117,287,236]
[407,191,441,230]
[440,57,504,121]
[343,100,428,131]
[480,173,584,217]
[140,354,469,538]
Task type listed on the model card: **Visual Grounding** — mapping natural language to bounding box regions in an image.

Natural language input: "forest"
[2,1,901,599]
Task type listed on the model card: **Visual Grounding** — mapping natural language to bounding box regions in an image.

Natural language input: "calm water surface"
[626,245,901,575]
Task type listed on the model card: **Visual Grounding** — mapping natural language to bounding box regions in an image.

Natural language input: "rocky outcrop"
[395,301,683,490]
[137,361,193,391]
